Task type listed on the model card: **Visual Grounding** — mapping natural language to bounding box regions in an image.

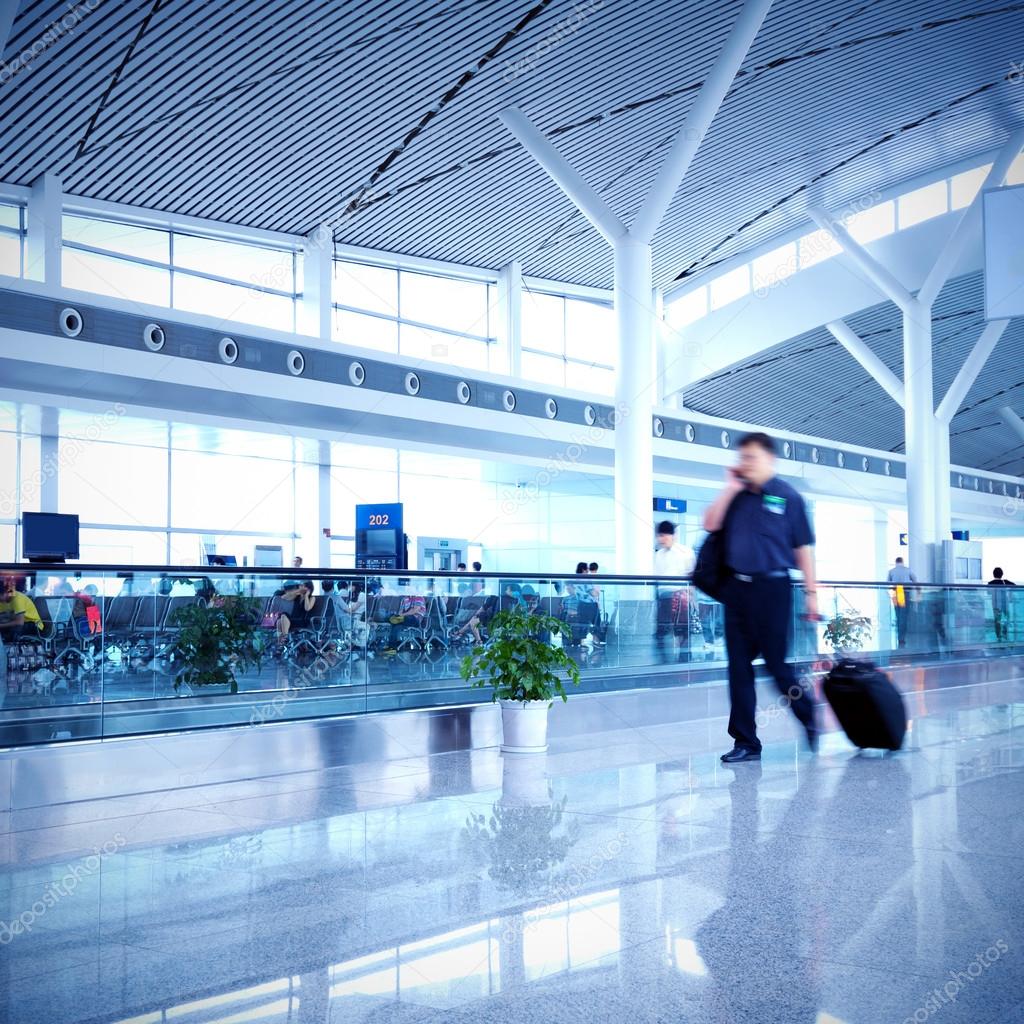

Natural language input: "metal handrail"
[0,563,1007,589]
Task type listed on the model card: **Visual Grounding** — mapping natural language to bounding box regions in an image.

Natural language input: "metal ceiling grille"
[3,0,1023,290]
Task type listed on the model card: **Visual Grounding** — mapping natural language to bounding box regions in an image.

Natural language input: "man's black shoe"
[720,746,761,763]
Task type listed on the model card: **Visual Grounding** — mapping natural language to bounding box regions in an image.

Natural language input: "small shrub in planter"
[170,596,265,694]
[459,606,581,704]
[823,611,872,654]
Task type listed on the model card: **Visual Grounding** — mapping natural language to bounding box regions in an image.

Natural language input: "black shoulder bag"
[692,502,735,602]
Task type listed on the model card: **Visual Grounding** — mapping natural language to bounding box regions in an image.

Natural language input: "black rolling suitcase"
[824,658,907,750]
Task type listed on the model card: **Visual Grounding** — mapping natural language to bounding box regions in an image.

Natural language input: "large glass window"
[62,247,171,305]
[521,292,615,395]
[709,264,750,310]
[61,214,300,331]
[59,439,168,527]
[332,259,495,371]
[898,180,948,229]
[0,202,24,277]
[170,449,295,534]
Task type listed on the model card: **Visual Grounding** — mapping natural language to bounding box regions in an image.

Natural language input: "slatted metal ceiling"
[683,269,1024,476]
[2,0,1022,474]
[3,0,1023,290]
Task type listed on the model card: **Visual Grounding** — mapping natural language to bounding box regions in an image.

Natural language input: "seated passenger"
[0,576,44,640]
[386,592,427,649]
[276,580,315,645]
[336,582,368,640]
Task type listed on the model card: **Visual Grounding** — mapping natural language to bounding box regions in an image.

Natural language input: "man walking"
[887,557,916,649]
[987,567,1015,642]
[653,521,695,663]
[702,433,819,762]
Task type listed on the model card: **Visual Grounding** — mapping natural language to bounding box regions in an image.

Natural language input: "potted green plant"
[823,611,872,654]
[460,606,581,753]
[169,596,265,694]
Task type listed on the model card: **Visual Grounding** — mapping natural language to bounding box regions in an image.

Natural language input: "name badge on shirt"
[763,494,787,515]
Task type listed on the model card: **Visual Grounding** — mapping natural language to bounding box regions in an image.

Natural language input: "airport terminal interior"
[1,0,1024,1021]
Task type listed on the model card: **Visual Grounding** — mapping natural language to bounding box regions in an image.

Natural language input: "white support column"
[935,319,1009,423]
[615,240,656,575]
[903,308,938,580]
[807,206,916,313]
[500,0,774,574]
[0,0,19,57]
[630,0,774,242]
[497,108,626,245]
[825,320,905,406]
[317,439,331,569]
[301,225,332,340]
[1001,406,1024,444]
[918,128,1024,309]
[495,260,522,377]
[25,172,62,286]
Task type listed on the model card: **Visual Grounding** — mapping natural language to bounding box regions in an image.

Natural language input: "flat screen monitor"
[365,528,398,555]
[206,554,238,566]
[22,512,80,561]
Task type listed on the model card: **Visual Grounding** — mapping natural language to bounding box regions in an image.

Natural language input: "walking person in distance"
[702,432,819,763]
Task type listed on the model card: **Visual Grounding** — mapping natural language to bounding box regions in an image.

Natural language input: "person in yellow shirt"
[0,576,43,640]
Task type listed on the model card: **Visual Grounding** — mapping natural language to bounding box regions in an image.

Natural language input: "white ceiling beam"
[918,128,1024,309]
[807,206,917,314]
[630,0,774,243]
[498,106,626,247]
[935,319,1009,424]
[825,319,905,407]
[0,1,20,56]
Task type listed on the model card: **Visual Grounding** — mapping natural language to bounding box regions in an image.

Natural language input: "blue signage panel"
[654,498,687,513]
[899,532,908,546]
[356,503,403,532]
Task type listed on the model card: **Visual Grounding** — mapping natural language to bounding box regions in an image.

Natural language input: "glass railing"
[0,565,1021,748]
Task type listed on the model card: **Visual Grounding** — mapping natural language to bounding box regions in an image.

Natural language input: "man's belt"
[732,570,790,583]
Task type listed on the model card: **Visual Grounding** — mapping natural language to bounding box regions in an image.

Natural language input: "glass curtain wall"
[0,201,24,277]
[331,260,498,372]
[521,289,615,395]
[1,401,915,578]
[61,213,300,332]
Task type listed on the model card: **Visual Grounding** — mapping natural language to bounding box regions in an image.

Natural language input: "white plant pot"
[499,698,551,753]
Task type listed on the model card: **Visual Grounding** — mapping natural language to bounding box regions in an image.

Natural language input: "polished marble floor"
[1,676,1023,1024]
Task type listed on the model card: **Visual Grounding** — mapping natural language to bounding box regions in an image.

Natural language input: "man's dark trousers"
[723,575,814,752]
